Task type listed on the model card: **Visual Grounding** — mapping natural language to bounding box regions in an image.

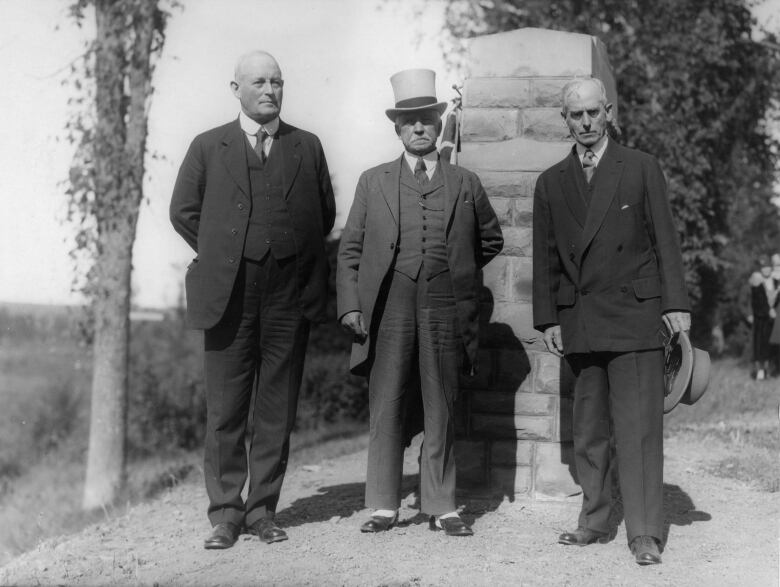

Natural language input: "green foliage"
[439,0,780,349]
[127,311,207,456]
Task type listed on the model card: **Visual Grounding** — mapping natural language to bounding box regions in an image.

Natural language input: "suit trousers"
[567,349,664,543]
[203,255,310,527]
[366,268,460,515]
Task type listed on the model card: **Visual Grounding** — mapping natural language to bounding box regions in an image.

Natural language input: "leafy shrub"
[127,310,206,457]
[297,351,368,429]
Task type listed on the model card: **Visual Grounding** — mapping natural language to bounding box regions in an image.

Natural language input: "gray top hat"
[663,330,711,413]
[385,68,448,121]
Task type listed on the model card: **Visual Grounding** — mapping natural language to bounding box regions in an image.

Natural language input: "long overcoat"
[337,155,503,376]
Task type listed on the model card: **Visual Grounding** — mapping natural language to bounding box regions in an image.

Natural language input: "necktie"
[255,129,269,163]
[414,157,428,186]
[582,149,596,183]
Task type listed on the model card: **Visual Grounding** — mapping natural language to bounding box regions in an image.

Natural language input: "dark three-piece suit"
[532,140,690,542]
[170,118,335,527]
[337,155,503,514]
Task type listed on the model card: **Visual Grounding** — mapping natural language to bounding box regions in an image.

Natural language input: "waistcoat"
[243,141,296,261]
[394,162,448,281]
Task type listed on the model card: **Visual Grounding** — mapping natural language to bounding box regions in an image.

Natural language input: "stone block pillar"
[454,28,618,500]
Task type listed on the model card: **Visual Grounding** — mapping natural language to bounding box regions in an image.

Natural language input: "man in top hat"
[532,77,690,565]
[337,68,503,536]
[170,50,335,549]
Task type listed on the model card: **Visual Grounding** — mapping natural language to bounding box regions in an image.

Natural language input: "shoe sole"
[558,536,610,546]
[429,523,474,537]
[360,523,396,533]
[203,540,236,550]
[259,534,288,544]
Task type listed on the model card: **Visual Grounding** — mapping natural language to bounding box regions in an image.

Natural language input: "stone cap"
[466,27,618,126]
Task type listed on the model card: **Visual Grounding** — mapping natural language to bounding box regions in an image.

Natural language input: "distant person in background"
[337,68,503,538]
[170,50,335,549]
[768,253,780,376]
[745,255,776,381]
[532,77,690,566]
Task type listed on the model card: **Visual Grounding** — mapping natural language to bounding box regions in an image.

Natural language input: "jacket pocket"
[556,284,576,307]
[632,275,661,299]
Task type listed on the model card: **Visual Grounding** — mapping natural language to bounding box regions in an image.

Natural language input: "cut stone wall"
[455,28,618,500]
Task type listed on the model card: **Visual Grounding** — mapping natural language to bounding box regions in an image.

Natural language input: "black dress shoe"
[248,518,288,544]
[630,535,662,565]
[360,513,397,533]
[204,522,241,550]
[429,515,474,537]
[558,527,609,546]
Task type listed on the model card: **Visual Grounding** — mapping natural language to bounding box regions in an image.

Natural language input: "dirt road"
[1,430,777,586]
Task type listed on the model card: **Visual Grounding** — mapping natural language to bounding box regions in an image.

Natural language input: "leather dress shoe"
[630,535,662,565]
[558,527,609,546]
[360,513,397,533]
[204,522,241,550]
[248,518,288,544]
[429,515,474,537]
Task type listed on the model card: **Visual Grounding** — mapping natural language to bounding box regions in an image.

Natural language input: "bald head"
[234,51,281,82]
[231,51,284,124]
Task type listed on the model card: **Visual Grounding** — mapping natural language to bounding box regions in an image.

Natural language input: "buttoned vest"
[243,141,296,261]
[394,162,448,280]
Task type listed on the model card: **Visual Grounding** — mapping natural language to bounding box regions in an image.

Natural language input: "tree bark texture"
[82,0,157,510]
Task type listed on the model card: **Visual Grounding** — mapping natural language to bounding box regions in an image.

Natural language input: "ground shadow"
[603,481,711,547]
[275,474,418,528]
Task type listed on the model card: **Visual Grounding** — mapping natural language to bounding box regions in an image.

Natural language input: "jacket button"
[228,256,235,264]
[581,288,590,295]
[617,245,623,252]
[237,203,244,210]
[231,228,238,235]
[390,243,395,250]
[620,286,628,293]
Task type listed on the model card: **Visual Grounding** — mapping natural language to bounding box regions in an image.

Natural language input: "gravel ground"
[1,431,777,587]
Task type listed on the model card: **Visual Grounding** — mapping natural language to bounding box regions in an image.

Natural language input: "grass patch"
[664,357,779,492]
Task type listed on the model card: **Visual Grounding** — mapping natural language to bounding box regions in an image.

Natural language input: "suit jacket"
[337,155,503,376]
[532,140,690,354]
[170,119,336,329]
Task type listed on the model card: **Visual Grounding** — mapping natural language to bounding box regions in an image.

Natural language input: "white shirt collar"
[403,150,438,179]
[239,111,280,139]
[576,135,608,165]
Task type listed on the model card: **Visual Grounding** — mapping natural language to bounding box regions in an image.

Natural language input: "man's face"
[231,54,283,124]
[760,264,773,278]
[562,82,612,148]
[395,110,442,156]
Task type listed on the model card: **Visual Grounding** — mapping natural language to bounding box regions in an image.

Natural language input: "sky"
[0,0,778,309]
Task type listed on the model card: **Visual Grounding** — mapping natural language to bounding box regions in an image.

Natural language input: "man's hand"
[543,325,564,357]
[662,311,691,334]
[340,311,368,343]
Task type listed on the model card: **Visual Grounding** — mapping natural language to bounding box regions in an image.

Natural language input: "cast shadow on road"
[606,482,712,547]
[275,474,425,528]
[275,472,505,530]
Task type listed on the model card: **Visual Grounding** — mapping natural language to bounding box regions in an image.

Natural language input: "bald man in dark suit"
[170,50,335,549]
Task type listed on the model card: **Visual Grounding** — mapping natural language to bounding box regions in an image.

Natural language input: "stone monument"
[454,28,619,500]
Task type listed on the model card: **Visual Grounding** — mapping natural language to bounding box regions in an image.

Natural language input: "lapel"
[559,148,587,228]
[275,121,302,200]
[379,155,403,226]
[578,140,625,263]
[220,119,251,198]
[439,158,463,235]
